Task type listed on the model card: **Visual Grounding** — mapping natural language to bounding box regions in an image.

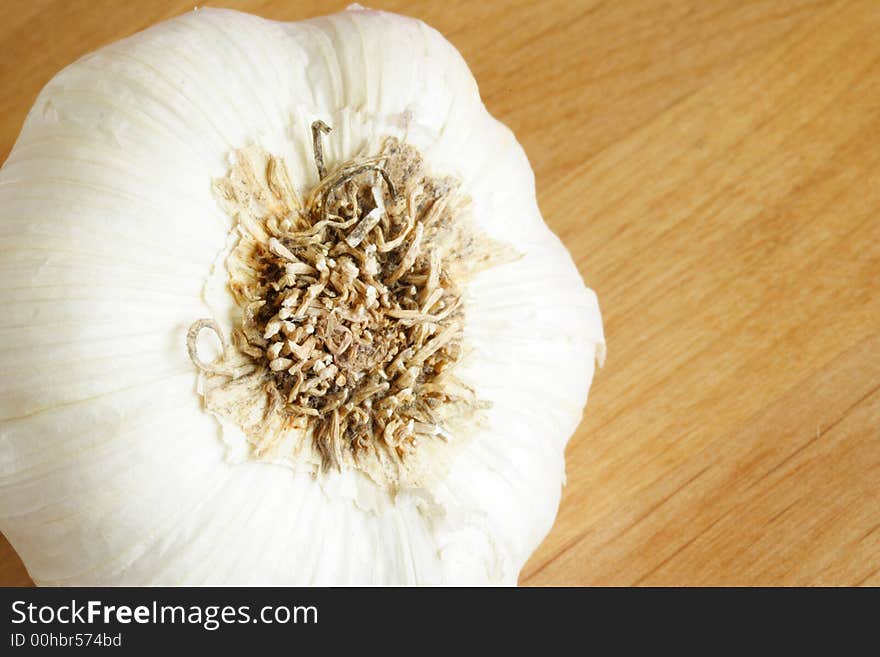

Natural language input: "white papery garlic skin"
[0,7,604,585]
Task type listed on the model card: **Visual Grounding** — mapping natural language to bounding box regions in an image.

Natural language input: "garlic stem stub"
[0,7,604,585]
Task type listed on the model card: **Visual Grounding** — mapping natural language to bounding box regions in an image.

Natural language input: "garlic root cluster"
[191,130,506,489]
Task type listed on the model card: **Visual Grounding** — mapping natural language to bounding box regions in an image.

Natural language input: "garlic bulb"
[0,6,604,585]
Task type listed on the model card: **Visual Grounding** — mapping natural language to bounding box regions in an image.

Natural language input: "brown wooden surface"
[1,0,878,586]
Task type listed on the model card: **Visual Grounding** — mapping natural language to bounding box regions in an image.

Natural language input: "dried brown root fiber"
[188,123,514,489]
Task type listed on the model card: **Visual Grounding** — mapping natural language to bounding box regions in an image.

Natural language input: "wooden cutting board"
[1,0,878,586]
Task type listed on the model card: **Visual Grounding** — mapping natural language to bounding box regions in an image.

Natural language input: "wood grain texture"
[0,0,877,586]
